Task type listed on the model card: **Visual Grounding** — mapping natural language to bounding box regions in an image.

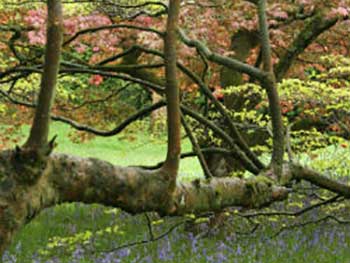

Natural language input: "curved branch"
[64,24,164,47]
[138,147,234,171]
[181,105,260,175]
[67,83,131,111]
[0,88,166,137]
[101,1,168,10]
[240,194,341,218]
[53,101,166,136]
[274,13,339,82]
[178,28,265,81]
[92,63,165,72]
[291,164,350,198]
[61,67,165,93]
[97,46,144,66]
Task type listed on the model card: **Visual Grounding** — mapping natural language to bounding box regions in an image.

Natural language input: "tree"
[0,0,350,256]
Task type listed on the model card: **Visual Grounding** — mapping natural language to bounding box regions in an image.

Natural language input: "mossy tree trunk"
[0,150,290,254]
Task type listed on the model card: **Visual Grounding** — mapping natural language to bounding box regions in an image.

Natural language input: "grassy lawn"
[1,123,350,262]
[1,122,202,179]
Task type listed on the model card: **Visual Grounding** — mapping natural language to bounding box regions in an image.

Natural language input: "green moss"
[245,175,276,207]
[11,149,49,185]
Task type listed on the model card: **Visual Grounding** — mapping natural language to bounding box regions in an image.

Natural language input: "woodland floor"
[1,123,350,263]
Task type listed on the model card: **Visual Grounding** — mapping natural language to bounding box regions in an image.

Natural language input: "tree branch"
[178,28,266,81]
[0,150,289,253]
[291,164,350,198]
[181,105,260,175]
[63,24,164,47]
[181,114,213,178]
[274,13,339,82]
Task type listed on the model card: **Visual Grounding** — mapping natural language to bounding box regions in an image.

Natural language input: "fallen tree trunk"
[0,149,289,254]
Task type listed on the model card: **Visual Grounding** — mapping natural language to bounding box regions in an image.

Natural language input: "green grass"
[1,122,202,179]
[2,123,350,262]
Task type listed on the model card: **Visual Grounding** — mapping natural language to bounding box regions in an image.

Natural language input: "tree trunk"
[25,0,63,152]
[0,150,289,254]
[161,0,181,186]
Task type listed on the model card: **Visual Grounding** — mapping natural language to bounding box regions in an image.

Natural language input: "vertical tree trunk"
[161,0,181,189]
[257,0,284,178]
[0,0,64,254]
[25,0,63,152]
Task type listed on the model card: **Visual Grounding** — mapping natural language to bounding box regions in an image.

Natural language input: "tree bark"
[257,0,284,178]
[25,0,63,152]
[0,150,289,254]
[161,0,181,185]
[274,13,339,82]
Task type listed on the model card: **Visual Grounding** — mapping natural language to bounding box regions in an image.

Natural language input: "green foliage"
[201,55,350,158]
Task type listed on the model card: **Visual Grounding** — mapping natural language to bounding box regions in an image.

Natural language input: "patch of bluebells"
[3,197,350,263]
[3,224,350,263]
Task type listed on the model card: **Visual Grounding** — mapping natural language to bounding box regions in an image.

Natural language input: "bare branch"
[138,147,235,170]
[275,13,340,82]
[178,28,265,81]
[272,215,350,238]
[240,194,342,218]
[64,24,164,47]
[291,164,350,198]
[181,114,213,178]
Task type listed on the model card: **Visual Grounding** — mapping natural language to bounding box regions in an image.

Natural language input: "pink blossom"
[75,44,87,53]
[332,7,349,17]
[64,20,77,35]
[92,46,100,52]
[136,16,153,26]
[213,86,224,100]
[272,11,288,20]
[89,75,104,86]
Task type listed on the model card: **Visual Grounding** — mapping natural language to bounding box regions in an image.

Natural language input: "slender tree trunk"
[257,0,284,178]
[0,0,63,255]
[25,0,63,152]
[161,0,181,187]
